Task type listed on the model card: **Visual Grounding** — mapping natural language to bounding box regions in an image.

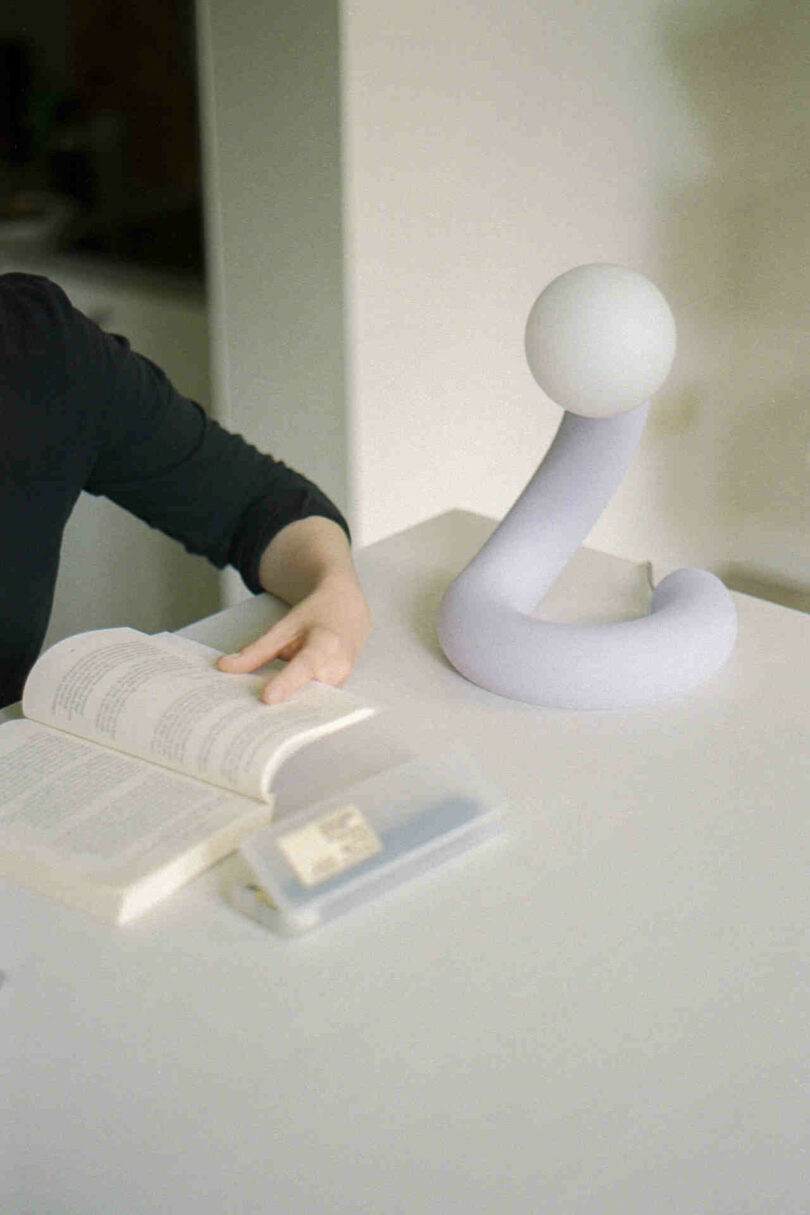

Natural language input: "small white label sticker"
[277,804,383,888]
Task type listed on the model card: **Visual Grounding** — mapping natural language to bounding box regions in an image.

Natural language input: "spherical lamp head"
[524,263,677,418]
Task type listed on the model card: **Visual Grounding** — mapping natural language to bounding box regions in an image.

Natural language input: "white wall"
[196,0,348,513]
[202,0,810,610]
[339,0,810,607]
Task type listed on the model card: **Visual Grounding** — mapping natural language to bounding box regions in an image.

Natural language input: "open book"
[0,628,375,924]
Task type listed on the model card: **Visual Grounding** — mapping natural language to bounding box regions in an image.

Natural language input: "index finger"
[216,618,301,673]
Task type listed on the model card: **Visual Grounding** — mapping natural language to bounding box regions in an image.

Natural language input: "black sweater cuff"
[229,481,351,595]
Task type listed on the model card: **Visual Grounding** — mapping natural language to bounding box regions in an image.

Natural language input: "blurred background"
[0,0,215,644]
[2,0,808,648]
[0,0,203,273]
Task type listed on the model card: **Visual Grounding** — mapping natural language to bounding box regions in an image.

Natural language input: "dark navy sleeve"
[61,290,351,593]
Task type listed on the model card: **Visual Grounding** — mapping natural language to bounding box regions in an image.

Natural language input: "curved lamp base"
[437,407,737,710]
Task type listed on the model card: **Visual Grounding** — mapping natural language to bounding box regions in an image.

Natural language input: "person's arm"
[216,516,371,704]
[19,275,365,704]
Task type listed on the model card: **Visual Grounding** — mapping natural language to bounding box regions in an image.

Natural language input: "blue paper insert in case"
[229,749,506,934]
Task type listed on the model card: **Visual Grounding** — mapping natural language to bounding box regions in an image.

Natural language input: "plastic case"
[229,748,506,935]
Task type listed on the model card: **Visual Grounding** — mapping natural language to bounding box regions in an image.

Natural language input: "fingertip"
[216,653,241,670]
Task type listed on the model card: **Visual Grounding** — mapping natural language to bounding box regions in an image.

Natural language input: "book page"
[22,629,375,802]
[0,719,271,888]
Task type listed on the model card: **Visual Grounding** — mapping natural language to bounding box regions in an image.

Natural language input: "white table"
[4,511,809,1214]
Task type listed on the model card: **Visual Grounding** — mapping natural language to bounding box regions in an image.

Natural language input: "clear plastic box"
[229,748,506,935]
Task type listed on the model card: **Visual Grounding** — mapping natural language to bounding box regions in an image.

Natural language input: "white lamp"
[437,264,737,709]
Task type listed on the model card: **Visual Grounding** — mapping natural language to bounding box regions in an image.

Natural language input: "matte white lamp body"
[438,265,737,709]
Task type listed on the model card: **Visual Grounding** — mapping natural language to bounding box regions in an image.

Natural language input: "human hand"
[216,571,371,704]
